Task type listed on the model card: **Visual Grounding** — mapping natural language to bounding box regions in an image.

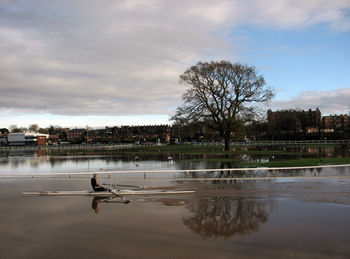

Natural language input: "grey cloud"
[271,88,350,115]
[1,0,350,117]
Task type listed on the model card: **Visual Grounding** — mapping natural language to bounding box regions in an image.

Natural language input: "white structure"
[7,133,26,146]
[7,132,49,146]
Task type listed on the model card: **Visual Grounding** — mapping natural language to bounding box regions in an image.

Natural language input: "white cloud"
[271,87,350,115]
[0,0,349,119]
[245,0,350,30]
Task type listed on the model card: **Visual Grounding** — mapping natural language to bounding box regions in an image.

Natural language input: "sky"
[0,0,349,129]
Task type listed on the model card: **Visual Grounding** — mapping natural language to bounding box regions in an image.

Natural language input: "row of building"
[1,109,349,146]
[67,125,173,144]
[267,108,350,139]
[0,125,174,146]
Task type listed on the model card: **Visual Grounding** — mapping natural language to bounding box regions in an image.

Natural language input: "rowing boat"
[22,189,195,197]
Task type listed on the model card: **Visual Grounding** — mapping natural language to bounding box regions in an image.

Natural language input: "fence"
[1,140,349,152]
[0,143,159,152]
[194,139,350,147]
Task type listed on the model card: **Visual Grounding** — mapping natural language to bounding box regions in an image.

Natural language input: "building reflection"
[183,197,272,238]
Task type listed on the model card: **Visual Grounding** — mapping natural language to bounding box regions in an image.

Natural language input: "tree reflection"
[183,197,271,238]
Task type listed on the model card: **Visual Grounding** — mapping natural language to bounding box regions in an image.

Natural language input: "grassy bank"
[182,157,350,167]
[240,157,350,167]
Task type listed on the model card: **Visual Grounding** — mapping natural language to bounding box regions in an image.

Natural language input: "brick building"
[322,114,350,131]
[267,108,321,139]
[67,128,86,143]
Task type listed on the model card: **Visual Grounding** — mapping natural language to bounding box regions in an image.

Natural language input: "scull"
[22,189,196,196]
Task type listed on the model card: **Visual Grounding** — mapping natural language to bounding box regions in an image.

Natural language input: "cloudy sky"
[1,0,350,128]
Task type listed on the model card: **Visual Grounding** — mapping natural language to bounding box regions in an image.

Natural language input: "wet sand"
[1,177,350,258]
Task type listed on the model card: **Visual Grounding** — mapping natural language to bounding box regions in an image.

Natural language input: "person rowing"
[90,174,126,200]
[91,173,107,192]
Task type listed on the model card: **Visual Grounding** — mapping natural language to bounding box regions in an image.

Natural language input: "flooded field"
[1,151,350,180]
[1,153,350,258]
[1,144,350,173]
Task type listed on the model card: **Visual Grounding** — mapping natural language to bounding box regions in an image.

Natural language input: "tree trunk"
[224,136,230,151]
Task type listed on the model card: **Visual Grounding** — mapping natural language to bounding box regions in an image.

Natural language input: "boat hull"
[23,190,195,196]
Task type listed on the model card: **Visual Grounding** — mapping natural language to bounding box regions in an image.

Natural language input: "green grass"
[284,144,345,147]
[240,157,350,168]
[182,157,350,167]
[117,144,311,156]
[43,144,342,161]
[182,158,239,163]
[122,144,225,152]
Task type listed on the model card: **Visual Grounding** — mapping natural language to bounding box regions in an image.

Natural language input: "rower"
[91,173,106,192]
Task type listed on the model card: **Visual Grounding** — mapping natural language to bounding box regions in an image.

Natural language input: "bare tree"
[171,61,274,150]
[28,124,39,132]
[9,125,18,132]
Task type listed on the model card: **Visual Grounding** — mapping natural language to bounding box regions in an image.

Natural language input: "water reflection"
[92,197,102,213]
[1,152,349,178]
[183,197,272,239]
[175,167,328,179]
[91,197,187,214]
[91,196,130,213]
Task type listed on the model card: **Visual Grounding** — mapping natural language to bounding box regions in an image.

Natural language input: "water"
[0,154,349,179]
[1,179,350,258]
[1,154,350,258]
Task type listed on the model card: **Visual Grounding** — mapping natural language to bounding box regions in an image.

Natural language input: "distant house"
[0,136,7,145]
[67,129,86,142]
[322,114,350,132]
[48,134,60,145]
[37,136,47,146]
[0,128,9,136]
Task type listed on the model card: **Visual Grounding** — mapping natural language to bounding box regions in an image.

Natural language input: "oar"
[103,199,130,204]
[99,196,130,204]
[102,183,147,189]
